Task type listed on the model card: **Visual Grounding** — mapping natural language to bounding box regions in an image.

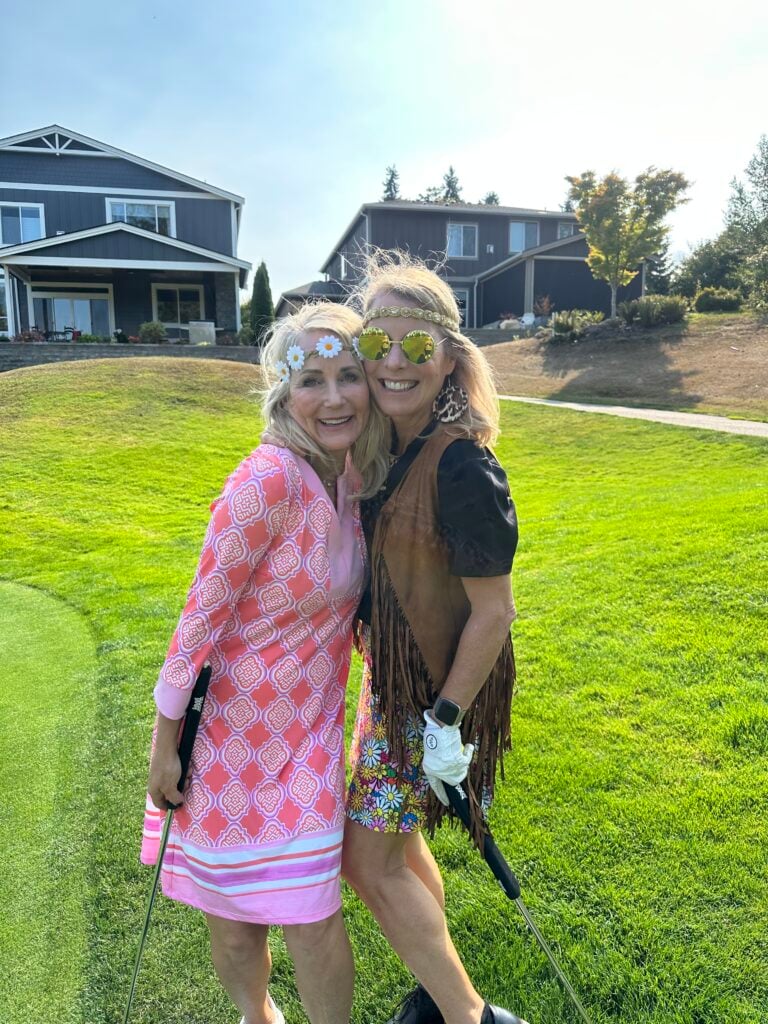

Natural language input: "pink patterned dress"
[141,444,365,924]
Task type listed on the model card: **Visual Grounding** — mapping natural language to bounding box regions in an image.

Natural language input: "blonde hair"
[260,302,390,498]
[349,249,500,446]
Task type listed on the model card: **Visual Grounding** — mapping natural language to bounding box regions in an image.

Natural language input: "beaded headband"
[362,305,460,332]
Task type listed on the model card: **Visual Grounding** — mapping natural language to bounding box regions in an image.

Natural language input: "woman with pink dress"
[142,302,389,1024]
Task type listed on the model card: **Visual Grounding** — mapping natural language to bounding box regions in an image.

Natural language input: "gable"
[0,126,243,202]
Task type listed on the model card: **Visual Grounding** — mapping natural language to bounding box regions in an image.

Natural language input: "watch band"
[432,696,466,727]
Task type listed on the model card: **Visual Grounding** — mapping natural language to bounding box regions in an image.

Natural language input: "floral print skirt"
[346,629,431,832]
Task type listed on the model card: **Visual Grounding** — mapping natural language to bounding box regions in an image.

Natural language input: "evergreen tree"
[482,191,500,205]
[250,261,274,345]
[645,238,673,295]
[442,166,462,203]
[382,165,400,201]
[566,167,690,317]
[560,196,575,213]
[417,184,445,203]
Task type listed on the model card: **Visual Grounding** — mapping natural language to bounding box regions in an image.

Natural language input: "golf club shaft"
[122,664,212,1024]
[446,784,593,1024]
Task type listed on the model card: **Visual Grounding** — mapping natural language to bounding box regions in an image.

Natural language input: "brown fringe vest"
[369,425,515,845]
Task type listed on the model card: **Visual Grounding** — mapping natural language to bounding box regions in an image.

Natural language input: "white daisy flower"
[274,360,290,384]
[316,335,343,359]
[286,344,306,370]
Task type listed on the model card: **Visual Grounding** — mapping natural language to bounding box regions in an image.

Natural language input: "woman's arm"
[436,573,516,711]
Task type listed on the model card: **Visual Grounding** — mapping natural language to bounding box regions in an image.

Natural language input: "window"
[558,221,578,239]
[30,285,113,337]
[108,200,174,236]
[0,204,44,246]
[509,221,539,253]
[0,274,8,334]
[452,288,469,327]
[447,223,478,258]
[152,284,204,327]
[340,254,350,279]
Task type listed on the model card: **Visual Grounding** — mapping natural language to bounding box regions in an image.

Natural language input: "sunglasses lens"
[357,328,389,360]
[402,332,436,364]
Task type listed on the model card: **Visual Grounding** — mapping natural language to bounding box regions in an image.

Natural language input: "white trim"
[508,220,540,255]
[641,260,647,296]
[557,221,578,240]
[26,280,116,336]
[0,200,46,245]
[5,256,237,272]
[105,197,176,238]
[151,282,205,329]
[340,254,350,280]
[446,221,478,260]
[0,267,11,335]
[533,255,589,262]
[0,125,245,203]
[0,181,225,200]
[0,221,250,269]
[451,286,470,327]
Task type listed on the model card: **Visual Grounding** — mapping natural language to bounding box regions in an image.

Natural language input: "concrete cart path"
[498,395,768,439]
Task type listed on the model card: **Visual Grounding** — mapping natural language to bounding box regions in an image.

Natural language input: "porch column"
[524,258,535,315]
[234,272,241,332]
[2,265,16,337]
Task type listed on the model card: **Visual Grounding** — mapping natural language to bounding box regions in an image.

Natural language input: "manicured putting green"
[0,581,97,1024]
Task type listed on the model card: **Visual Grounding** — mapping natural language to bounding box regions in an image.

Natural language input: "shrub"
[551,309,604,343]
[138,321,168,344]
[533,294,553,317]
[75,333,109,344]
[693,287,742,312]
[618,294,687,327]
[0,335,9,343]
[12,329,45,343]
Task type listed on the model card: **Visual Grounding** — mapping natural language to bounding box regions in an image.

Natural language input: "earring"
[432,375,469,423]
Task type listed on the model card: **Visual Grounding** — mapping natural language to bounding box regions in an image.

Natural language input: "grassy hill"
[484,312,768,422]
[1,357,767,1024]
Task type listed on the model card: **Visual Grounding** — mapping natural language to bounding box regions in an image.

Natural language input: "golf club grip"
[447,785,522,900]
[171,664,212,806]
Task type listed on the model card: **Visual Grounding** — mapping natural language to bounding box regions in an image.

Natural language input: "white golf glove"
[422,711,475,806]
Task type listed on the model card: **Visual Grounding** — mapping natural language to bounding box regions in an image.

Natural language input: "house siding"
[325,214,367,284]
[0,151,207,192]
[0,187,234,256]
[533,259,641,316]
[478,264,526,324]
[23,233,213,261]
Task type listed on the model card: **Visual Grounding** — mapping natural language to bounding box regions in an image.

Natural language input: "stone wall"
[0,343,259,374]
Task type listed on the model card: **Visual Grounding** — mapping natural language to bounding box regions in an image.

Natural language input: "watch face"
[434,698,461,726]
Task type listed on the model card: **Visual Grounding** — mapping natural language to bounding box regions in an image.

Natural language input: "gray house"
[276,200,643,327]
[0,125,250,340]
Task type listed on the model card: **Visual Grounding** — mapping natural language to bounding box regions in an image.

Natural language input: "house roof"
[0,222,251,286]
[0,125,245,205]
[279,279,346,300]
[319,200,578,272]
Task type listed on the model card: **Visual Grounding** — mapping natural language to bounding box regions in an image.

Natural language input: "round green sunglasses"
[356,326,442,365]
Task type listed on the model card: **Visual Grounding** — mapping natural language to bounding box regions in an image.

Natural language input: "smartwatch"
[432,696,466,727]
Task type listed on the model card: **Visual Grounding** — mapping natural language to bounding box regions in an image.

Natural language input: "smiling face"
[362,291,456,441]
[284,329,370,458]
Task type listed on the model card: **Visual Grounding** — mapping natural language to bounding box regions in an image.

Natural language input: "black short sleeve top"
[358,422,518,624]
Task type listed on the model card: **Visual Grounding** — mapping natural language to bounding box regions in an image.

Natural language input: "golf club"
[122,663,212,1024]
[446,784,593,1024]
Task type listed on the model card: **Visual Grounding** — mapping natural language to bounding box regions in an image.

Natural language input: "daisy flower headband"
[273,334,361,383]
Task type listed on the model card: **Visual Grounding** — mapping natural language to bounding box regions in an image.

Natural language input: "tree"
[645,238,673,295]
[250,261,274,345]
[671,232,744,298]
[382,165,400,201]
[566,167,690,317]
[442,166,462,203]
[726,134,768,249]
[417,184,446,204]
[481,191,500,205]
[560,195,575,213]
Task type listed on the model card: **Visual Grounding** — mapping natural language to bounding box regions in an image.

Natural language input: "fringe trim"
[370,555,516,848]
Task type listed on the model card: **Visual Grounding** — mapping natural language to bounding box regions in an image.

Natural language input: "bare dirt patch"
[485,313,768,421]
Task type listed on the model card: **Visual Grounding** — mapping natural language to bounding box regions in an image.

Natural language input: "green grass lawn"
[1,357,767,1024]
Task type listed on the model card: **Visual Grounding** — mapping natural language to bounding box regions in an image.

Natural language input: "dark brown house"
[276,200,644,327]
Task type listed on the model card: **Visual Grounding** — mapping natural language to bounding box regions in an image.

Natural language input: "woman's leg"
[205,913,278,1024]
[282,908,354,1024]
[342,820,484,1024]
[405,831,445,910]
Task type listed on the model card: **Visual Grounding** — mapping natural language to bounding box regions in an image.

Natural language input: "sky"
[2,0,768,302]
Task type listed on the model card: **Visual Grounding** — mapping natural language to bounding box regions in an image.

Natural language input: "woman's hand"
[148,712,185,810]
[422,712,475,805]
